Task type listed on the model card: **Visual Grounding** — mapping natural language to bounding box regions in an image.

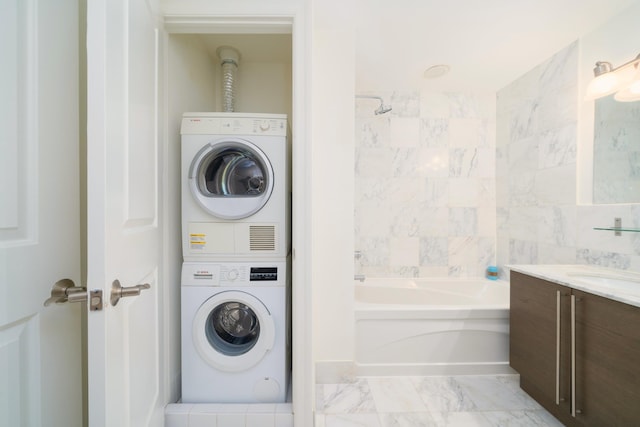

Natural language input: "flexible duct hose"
[221,59,237,112]
[217,46,241,112]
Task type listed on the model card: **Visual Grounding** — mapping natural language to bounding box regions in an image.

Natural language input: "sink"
[567,272,640,295]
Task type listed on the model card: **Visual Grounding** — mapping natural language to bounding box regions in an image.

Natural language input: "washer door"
[192,290,275,372]
[189,139,274,219]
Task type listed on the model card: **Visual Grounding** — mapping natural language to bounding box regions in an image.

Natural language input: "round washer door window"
[189,139,274,219]
[192,290,275,372]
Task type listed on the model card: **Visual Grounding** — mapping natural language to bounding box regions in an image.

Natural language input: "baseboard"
[314,360,356,384]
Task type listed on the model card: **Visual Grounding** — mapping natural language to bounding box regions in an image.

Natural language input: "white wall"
[311,29,356,363]
[310,0,357,366]
[161,0,300,15]
[231,61,292,117]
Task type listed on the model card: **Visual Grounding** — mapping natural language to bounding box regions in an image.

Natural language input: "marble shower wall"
[496,41,640,273]
[354,92,497,278]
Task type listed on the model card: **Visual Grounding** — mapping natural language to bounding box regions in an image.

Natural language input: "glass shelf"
[593,227,640,233]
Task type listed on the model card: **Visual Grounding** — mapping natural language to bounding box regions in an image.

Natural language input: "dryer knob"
[259,120,270,131]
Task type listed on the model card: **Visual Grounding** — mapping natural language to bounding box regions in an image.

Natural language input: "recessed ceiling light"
[424,64,450,79]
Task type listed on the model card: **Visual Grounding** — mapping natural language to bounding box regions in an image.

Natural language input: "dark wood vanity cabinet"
[510,271,640,426]
[574,289,640,426]
[510,272,573,425]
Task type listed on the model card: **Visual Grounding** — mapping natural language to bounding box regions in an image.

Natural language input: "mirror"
[592,95,640,204]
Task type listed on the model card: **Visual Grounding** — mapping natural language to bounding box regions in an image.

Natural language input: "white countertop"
[508,264,640,308]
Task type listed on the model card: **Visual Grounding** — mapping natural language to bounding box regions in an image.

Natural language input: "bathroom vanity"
[509,265,640,426]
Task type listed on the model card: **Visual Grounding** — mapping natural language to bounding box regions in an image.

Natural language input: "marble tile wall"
[354,92,497,277]
[496,40,640,273]
[356,40,640,278]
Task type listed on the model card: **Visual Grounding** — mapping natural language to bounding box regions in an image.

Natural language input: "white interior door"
[86,0,164,426]
[0,0,83,426]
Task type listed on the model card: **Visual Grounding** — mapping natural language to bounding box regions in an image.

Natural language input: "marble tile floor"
[315,374,564,427]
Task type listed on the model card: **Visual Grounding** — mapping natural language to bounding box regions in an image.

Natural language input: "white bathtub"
[354,277,513,376]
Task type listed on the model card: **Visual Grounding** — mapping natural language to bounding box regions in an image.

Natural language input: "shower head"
[356,94,393,115]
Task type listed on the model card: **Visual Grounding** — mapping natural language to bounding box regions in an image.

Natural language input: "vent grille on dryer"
[250,225,276,251]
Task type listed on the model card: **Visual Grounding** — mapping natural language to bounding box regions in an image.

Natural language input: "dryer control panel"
[181,261,287,287]
[181,112,287,137]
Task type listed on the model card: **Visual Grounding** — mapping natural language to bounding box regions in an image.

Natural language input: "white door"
[86,0,165,426]
[0,0,83,426]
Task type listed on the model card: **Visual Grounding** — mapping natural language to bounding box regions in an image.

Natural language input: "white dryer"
[181,112,290,261]
[181,260,290,403]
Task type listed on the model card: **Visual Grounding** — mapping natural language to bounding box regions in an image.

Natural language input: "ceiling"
[354,0,639,92]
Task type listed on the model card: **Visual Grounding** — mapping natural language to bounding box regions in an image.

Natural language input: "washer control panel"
[182,261,286,287]
[250,267,278,281]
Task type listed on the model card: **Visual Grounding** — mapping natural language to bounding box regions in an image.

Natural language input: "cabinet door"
[574,290,640,426]
[510,272,572,422]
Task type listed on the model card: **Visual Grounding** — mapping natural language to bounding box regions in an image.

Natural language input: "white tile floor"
[165,402,294,427]
[315,375,564,427]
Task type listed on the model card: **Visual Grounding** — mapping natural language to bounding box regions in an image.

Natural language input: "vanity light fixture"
[585,53,640,102]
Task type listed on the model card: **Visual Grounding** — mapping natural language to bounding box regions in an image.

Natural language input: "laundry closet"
[163,24,297,425]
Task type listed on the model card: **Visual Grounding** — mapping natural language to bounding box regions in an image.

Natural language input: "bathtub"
[354,277,513,376]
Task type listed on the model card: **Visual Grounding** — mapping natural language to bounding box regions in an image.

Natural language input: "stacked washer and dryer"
[180,112,291,404]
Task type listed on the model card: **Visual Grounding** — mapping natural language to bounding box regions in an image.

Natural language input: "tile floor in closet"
[315,374,563,427]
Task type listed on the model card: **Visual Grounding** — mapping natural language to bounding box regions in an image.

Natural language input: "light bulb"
[585,72,621,100]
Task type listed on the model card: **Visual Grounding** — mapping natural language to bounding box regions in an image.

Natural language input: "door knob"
[44,279,87,306]
[110,280,151,306]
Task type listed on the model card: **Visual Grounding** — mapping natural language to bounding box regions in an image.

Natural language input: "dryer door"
[192,290,275,372]
[189,138,274,219]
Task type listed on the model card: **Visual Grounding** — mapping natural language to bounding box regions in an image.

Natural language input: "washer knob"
[259,120,270,131]
[227,269,239,281]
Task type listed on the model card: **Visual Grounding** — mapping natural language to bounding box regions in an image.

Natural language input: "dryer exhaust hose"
[217,46,241,112]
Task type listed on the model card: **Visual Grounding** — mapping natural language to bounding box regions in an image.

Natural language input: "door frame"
[162,11,314,425]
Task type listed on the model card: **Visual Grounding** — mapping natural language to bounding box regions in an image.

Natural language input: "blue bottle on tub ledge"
[486,265,499,280]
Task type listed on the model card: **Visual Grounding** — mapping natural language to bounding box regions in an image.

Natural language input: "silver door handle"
[44,279,87,306]
[571,294,576,418]
[110,280,151,306]
[556,290,561,405]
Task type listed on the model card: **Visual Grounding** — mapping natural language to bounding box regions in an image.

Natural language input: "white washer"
[181,261,290,403]
[181,112,290,261]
